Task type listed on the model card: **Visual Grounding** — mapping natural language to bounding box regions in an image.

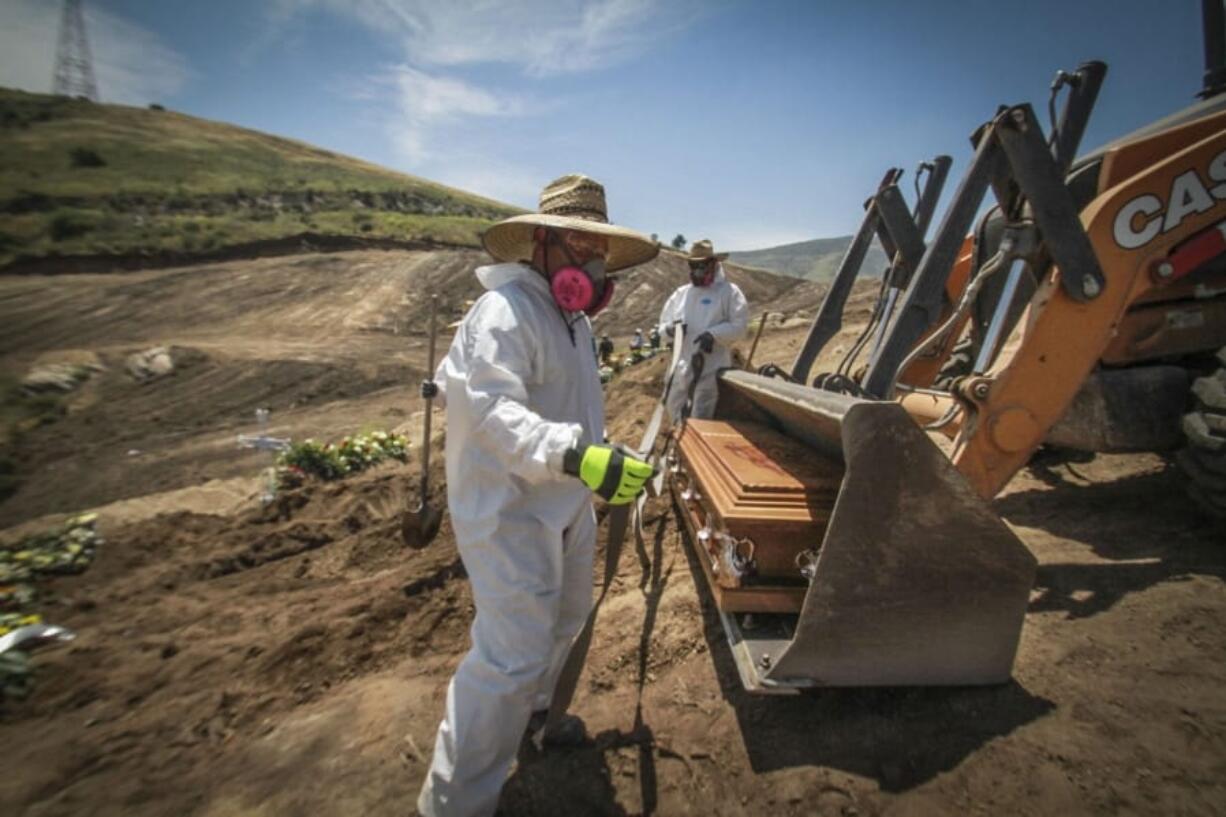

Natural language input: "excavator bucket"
[671,370,1036,692]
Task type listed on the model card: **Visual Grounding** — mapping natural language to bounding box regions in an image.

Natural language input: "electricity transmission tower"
[53,0,100,101]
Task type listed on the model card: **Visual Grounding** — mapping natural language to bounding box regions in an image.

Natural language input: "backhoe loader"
[666,0,1226,693]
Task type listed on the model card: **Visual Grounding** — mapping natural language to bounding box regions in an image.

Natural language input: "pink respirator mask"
[551,262,614,316]
[548,231,615,316]
[689,262,716,287]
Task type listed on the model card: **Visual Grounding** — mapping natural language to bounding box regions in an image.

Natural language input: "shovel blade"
[401,502,443,549]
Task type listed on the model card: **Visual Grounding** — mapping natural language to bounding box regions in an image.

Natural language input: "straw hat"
[685,239,728,262]
[482,174,659,272]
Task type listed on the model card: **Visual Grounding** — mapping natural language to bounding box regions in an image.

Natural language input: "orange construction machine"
[666,1,1226,693]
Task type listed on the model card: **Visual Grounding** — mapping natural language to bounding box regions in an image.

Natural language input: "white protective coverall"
[418,262,603,817]
[657,264,750,422]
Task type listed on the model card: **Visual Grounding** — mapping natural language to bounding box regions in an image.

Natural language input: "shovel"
[402,294,443,548]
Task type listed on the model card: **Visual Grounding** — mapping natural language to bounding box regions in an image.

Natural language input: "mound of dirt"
[2,249,1225,816]
[1,462,470,809]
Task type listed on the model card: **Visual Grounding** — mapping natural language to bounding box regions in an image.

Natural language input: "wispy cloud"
[345,64,532,166]
[391,67,524,122]
[272,0,705,197]
[0,0,189,105]
[274,0,699,77]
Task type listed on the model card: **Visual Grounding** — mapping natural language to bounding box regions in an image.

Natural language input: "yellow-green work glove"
[563,444,654,505]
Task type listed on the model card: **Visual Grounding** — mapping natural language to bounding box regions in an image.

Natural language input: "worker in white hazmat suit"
[417,174,658,817]
[657,239,750,422]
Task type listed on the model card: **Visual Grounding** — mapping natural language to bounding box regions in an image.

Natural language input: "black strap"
[539,324,685,741]
[681,351,706,421]
[595,448,625,501]
[539,502,631,745]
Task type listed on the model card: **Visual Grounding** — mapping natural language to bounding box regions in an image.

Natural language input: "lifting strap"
[537,502,630,746]
[539,323,686,744]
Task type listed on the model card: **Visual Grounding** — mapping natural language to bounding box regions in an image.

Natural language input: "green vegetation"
[0,514,101,700]
[277,430,410,484]
[0,88,523,267]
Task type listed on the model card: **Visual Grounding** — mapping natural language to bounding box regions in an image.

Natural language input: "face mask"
[690,263,715,287]
[548,232,615,315]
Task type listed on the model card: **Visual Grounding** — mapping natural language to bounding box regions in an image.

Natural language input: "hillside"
[0,88,522,270]
[0,246,819,520]
[2,247,1224,816]
[729,234,890,282]
[591,248,822,337]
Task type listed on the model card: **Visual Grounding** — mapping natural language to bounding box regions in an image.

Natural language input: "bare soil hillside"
[1,249,1224,817]
[0,249,811,530]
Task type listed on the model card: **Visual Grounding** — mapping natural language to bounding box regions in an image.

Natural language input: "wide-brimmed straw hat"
[685,239,728,263]
[482,174,659,272]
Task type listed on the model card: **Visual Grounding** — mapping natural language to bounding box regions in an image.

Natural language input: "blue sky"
[0,0,1210,250]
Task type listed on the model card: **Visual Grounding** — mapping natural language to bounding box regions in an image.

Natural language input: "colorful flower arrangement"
[276,429,410,485]
[1,514,101,632]
[1,514,101,700]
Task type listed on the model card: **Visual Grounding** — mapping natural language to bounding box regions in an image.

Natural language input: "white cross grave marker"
[237,408,291,504]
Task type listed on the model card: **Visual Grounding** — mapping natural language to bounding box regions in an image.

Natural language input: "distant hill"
[0,88,523,270]
[728,235,890,283]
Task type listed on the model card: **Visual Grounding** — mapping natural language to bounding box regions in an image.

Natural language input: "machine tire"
[932,335,976,391]
[1176,347,1226,518]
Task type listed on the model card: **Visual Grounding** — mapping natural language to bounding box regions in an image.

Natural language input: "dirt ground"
[2,250,1224,816]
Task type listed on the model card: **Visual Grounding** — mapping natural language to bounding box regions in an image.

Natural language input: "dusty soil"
[2,250,1224,816]
[0,233,459,277]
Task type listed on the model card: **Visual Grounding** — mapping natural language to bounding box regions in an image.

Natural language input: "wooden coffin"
[673,419,845,611]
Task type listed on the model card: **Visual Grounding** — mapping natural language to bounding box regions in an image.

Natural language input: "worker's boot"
[526,710,588,749]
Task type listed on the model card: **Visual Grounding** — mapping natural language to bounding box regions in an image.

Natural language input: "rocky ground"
[1,250,1223,816]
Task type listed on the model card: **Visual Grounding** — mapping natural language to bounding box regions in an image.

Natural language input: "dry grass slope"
[0,89,522,268]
